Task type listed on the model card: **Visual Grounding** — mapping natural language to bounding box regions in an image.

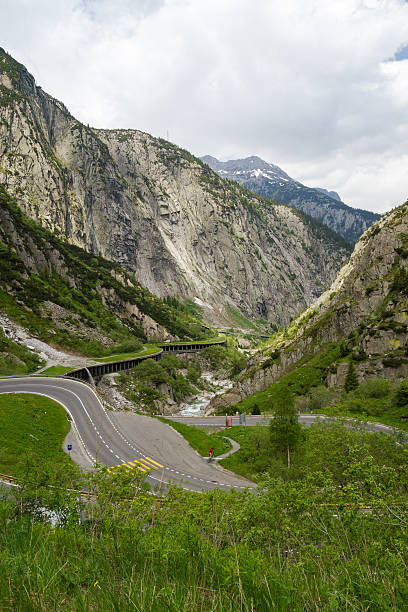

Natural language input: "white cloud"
[2,0,408,212]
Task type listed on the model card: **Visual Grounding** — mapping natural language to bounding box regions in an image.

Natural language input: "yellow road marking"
[146,457,164,467]
[140,456,164,468]
[107,456,163,472]
[131,460,149,471]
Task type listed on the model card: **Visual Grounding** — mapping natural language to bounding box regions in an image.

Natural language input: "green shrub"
[395,380,408,407]
[356,378,392,399]
[131,359,169,385]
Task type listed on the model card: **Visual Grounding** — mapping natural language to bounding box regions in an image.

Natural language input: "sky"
[2,0,408,213]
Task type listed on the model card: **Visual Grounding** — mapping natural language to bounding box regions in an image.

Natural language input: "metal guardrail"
[65,339,227,382]
[0,339,227,386]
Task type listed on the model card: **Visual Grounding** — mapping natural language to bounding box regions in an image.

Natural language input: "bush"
[356,378,392,399]
[131,359,169,385]
[395,380,408,407]
[251,403,261,415]
[306,386,336,411]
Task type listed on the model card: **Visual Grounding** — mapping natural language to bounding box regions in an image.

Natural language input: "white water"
[179,374,233,416]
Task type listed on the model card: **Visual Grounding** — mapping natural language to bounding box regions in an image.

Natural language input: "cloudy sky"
[2,0,408,212]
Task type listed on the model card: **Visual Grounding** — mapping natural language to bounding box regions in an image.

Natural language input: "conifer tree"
[344,360,359,393]
[270,389,302,468]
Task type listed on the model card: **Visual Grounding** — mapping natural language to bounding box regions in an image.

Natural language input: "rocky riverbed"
[178,374,233,416]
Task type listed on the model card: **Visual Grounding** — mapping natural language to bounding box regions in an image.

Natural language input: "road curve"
[0,377,254,493]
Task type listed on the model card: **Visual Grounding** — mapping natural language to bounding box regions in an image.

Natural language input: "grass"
[0,393,80,480]
[225,306,258,330]
[217,425,270,479]
[40,365,76,375]
[159,417,232,457]
[93,345,161,362]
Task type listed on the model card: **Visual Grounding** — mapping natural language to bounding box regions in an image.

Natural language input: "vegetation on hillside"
[116,354,199,413]
[117,344,247,414]
[0,329,43,375]
[1,405,408,609]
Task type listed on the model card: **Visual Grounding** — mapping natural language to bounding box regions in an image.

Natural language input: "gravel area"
[0,313,98,371]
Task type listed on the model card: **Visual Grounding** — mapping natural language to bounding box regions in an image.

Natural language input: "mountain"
[216,200,408,406]
[201,155,380,244]
[315,188,341,202]
[0,48,351,328]
[0,184,208,364]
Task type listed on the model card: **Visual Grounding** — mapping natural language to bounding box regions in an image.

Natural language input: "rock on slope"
[201,155,380,244]
[0,48,350,327]
[225,200,408,402]
[0,185,207,356]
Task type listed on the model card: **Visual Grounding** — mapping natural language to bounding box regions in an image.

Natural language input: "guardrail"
[65,339,226,382]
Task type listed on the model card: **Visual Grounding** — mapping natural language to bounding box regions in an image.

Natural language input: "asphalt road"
[167,414,404,437]
[0,377,254,493]
[1,378,404,494]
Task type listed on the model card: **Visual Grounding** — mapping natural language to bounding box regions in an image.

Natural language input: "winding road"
[0,376,255,493]
[1,343,405,493]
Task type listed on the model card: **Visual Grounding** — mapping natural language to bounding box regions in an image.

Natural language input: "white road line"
[1,379,255,491]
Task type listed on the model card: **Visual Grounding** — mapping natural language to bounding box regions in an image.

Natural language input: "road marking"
[137,457,161,469]
[143,455,164,468]
[131,460,150,471]
[0,379,256,492]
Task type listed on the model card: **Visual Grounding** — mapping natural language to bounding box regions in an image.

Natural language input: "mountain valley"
[0,48,350,329]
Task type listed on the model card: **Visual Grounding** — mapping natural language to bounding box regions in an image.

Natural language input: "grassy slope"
[40,365,76,375]
[0,329,44,375]
[232,343,341,414]
[158,418,231,457]
[0,393,80,480]
[93,346,161,363]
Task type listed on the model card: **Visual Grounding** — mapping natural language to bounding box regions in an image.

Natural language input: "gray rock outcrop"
[201,155,380,244]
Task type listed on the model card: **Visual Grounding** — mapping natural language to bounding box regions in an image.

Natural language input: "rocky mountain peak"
[201,154,380,244]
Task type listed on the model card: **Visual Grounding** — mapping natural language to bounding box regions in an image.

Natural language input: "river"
[179,373,233,416]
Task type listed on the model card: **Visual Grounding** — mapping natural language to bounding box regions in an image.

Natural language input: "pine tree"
[270,389,302,468]
[344,360,359,393]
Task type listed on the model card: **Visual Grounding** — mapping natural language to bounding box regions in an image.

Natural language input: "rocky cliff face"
[0,48,350,327]
[201,155,380,244]
[224,201,408,403]
[0,185,209,352]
